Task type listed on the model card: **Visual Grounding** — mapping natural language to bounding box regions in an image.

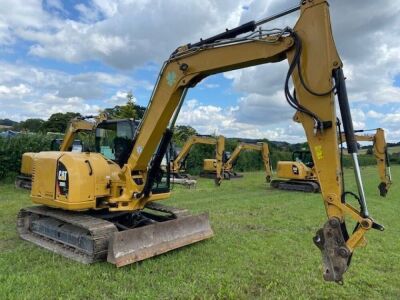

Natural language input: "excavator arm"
[107,0,382,282]
[171,135,218,173]
[171,135,225,185]
[340,128,392,196]
[59,113,108,151]
[224,142,272,182]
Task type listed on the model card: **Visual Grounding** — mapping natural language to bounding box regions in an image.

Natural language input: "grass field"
[0,166,399,299]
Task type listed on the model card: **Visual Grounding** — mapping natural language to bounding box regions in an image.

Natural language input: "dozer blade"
[107,213,213,267]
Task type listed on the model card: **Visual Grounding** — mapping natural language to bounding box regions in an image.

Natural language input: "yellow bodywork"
[19,114,107,178]
[276,161,317,181]
[31,151,169,210]
[20,153,36,176]
[203,159,217,172]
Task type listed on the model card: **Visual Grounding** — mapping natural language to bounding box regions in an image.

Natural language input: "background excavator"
[15,114,107,189]
[17,0,383,283]
[271,128,392,196]
[270,150,320,192]
[170,135,224,185]
[204,142,272,182]
[340,128,392,197]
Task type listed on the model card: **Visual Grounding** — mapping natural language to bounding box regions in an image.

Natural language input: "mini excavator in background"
[271,128,392,196]
[15,114,108,189]
[204,142,272,182]
[17,0,384,283]
[170,135,225,184]
[271,150,320,192]
[340,128,392,197]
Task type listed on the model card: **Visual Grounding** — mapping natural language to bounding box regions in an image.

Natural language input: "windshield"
[95,120,134,166]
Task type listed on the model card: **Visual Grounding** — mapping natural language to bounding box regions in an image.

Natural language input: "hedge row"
[0,134,394,181]
[0,134,53,180]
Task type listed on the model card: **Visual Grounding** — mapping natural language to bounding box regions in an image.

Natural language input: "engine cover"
[31,152,120,210]
[276,161,315,180]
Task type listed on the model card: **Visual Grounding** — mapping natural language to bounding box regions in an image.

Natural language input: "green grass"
[0,166,399,299]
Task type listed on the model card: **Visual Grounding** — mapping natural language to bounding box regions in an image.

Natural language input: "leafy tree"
[115,91,137,119]
[41,112,81,133]
[103,91,147,120]
[172,125,198,146]
[18,118,45,132]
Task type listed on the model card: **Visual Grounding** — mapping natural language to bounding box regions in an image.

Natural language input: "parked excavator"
[340,128,392,197]
[15,114,107,189]
[271,128,392,196]
[270,150,320,192]
[170,134,224,182]
[197,136,225,185]
[204,142,272,182]
[17,0,384,283]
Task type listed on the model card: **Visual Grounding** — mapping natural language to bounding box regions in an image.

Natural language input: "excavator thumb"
[108,212,213,267]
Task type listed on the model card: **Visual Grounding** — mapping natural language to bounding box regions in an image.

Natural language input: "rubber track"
[15,176,32,190]
[17,206,118,263]
[17,203,191,264]
[270,180,320,193]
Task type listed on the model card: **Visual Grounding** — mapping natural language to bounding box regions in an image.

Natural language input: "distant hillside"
[0,119,17,126]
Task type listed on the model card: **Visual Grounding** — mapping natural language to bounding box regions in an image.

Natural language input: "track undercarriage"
[15,175,32,190]
[17,202,213,267]
[270,179,320,193]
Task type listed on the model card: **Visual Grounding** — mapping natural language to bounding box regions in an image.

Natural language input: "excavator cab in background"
[271,150,320,193]
[17,0,384,283]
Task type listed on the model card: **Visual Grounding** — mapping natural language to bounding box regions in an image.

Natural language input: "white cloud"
[176,98,306,142]
[0,0,248,69]
[0,84,31,98]
[0,61,144,120]
[367,110,384,119]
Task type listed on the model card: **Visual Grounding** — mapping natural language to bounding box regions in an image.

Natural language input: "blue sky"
[0,0,399,142]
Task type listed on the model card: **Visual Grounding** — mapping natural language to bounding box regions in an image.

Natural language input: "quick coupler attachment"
[313,217,350,284]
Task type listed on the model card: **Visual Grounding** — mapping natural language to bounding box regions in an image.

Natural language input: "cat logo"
[292,165,299,175]
[58,170,68,181]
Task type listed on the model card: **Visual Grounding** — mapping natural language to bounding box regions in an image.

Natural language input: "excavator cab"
[95,119,137,166]
[292,150,314,168]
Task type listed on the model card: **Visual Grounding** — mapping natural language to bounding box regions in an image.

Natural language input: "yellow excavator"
[204,142,272,182]
[340,128,392,197]
[271,128,392,196]
[197,136,226,185]
[17,0,384,283]
[15,114,107,189]
[270,150,320,192]
[170,135,224,181]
